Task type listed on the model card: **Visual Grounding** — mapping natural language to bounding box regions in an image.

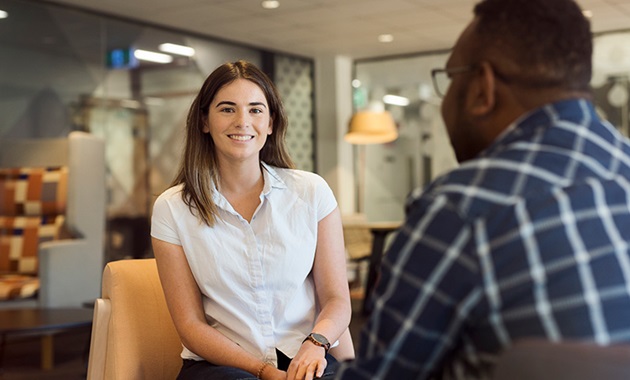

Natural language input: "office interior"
[1,0,630,376]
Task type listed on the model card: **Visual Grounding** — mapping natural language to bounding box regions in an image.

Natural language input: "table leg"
[41,334,54,370]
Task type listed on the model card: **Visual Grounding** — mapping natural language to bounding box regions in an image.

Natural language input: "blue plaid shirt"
[335,99,630,379]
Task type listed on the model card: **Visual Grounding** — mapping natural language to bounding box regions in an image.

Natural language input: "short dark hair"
[473,0,592,92]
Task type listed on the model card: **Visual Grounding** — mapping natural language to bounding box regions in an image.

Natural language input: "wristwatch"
[302,333,331,353]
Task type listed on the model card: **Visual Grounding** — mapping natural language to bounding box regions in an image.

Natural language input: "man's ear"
[466,61,496,116]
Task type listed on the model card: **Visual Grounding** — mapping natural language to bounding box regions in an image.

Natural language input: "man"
[334,0,630,379]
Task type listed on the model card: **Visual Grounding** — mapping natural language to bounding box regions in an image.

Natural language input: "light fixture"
[134,49,173,64]
[345,109,398,144]
[261,0,280,9]
[159,43,195,57]
[345,105,398,214]
[0,10,8,19]
[582,10,593,18]
[378,34,394,43]
[383,94,410,107]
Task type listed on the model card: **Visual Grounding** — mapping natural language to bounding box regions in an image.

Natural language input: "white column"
[314,55,355,215]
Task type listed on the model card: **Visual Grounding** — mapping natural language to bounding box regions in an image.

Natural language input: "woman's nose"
[234,111,250,127]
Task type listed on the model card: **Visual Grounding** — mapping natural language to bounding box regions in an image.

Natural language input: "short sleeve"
[150,188,182,246]
[313,174,337,222]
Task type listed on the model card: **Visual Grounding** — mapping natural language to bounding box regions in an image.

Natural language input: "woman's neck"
[217,159,264,195]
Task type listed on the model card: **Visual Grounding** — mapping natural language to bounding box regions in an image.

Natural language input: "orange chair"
[87,258,182,380]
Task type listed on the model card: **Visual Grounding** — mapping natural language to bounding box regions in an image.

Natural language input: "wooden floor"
[0,299,368,379]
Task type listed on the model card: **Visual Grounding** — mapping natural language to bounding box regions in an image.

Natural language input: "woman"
[151,60,353,380]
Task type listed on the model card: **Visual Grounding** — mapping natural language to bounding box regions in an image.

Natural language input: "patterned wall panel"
[274,56,315,172]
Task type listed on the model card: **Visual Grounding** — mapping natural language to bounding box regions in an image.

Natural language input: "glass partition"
[354,30,630,222]
[0,0,314,260]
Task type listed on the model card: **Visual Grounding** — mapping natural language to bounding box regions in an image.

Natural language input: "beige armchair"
[87,258,182,380]
[87,258,356,379]
[0,131,105,308]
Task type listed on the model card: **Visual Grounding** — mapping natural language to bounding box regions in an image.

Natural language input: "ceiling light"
[134,49,173,64]
[261,0,280,9]
[378,34,394,43]
[582,10,593,18]
[352,79,361,88]
[159,43,195,57]
[383,94,410,106]
[0,10,8,19]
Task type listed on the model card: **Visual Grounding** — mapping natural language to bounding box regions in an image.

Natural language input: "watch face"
[311,333,329,345]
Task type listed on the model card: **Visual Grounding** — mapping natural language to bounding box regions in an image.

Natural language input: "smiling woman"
[150,60,354,380]
[203,79,273,169]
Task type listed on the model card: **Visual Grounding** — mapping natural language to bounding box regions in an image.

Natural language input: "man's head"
[441,0,593,162]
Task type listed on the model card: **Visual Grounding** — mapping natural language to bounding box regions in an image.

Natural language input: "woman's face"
[204,78,272,166]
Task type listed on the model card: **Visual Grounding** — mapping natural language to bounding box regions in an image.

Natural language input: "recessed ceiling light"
[0,10,8,19]
[582,10,593,18]
[134,49,173,64]
[383,94,410,106]
[261,0,280,9]
[378,34,394,43]
[159,43,195,57]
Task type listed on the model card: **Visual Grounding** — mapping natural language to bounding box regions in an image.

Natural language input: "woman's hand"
[262,366,288,380]
[286,343,328,380]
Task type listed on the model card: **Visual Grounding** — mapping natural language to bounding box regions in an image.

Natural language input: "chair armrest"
[87,298,111,380]
[38,239,104,308]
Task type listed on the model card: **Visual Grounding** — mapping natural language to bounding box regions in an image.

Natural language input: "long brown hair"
[172,60,295,226]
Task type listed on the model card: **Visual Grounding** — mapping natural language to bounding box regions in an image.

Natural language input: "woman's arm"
[152,237,286,380]
[329,327,356,361]
[286,207,353,379]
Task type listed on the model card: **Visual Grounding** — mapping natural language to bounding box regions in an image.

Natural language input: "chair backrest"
[492,338,630,380]
[87,258,182,380]
[0,131,105,307]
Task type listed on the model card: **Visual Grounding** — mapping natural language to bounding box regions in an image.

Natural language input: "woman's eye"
[220,107,235,113]
[251,108,263,114]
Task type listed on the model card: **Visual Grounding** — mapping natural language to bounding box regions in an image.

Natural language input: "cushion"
[0,274,39,300]
[0,215,66,275]
[0,167,68,217]
[0,166,68,301]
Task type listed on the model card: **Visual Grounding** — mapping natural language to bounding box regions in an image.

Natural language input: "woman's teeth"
[229,135,253,141]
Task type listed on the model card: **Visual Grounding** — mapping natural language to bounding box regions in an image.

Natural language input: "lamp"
[344,110,398,144]
[345,107,398,214]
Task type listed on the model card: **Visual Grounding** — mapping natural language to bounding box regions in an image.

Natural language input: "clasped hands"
[259,343,328,380]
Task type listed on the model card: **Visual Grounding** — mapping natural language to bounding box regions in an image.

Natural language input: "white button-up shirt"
[151,163,337,365]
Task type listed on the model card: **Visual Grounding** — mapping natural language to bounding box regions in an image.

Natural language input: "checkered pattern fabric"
[0,167,67,216]
[0,167,67,300]
[0,274,40,300]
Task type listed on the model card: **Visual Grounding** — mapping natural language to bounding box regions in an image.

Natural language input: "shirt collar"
[260,162,288,195]
[479,98,596,159]
[211,162,288,210]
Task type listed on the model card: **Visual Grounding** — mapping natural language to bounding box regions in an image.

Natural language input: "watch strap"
[302,333,331,353]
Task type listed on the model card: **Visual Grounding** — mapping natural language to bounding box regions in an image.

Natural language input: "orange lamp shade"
[344,110,398,144]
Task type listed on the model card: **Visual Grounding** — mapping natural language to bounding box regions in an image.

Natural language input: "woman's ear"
[202,117,210,133]
[267,118,273,135]
[466,61,496,117]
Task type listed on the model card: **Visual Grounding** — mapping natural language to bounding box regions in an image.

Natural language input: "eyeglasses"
[431,65,477,98]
